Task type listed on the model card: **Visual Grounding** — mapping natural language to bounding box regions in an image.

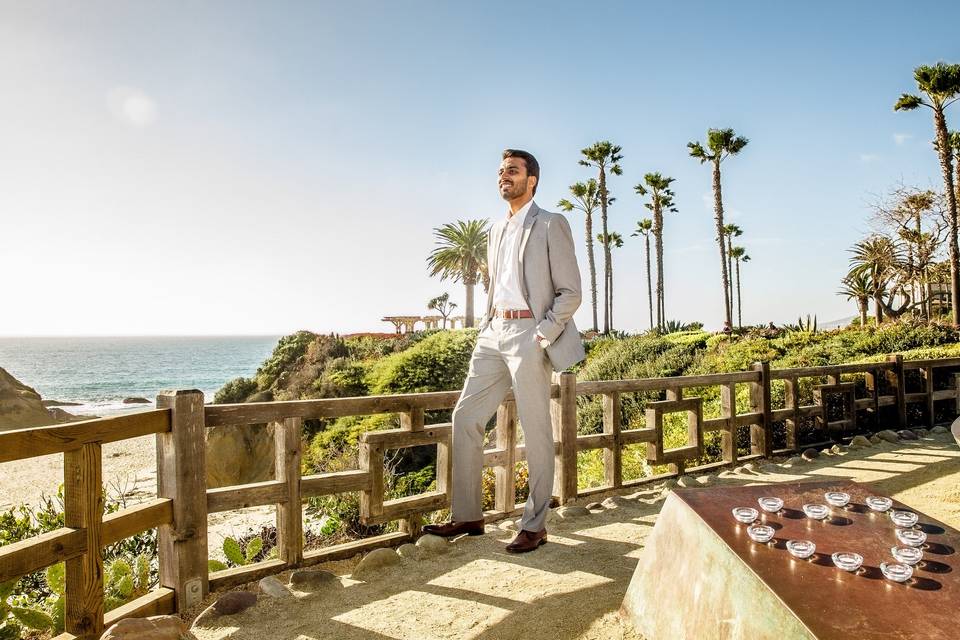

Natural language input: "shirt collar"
[506,199,534,227]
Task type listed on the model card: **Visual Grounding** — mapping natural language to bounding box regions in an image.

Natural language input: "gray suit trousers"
[451,316,554,532]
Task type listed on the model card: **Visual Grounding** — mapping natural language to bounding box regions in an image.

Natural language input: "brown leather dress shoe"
[505,528,547,553]
[422,519,485,538]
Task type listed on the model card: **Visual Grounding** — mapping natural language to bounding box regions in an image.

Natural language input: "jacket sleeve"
[478,225,494,332]
[536,214,582,342]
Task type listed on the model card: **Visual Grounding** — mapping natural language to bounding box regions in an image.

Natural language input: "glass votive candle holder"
[802,503,830,520]
[732,507,759,524]
[891,546,924,566]
[786,539,816,559]
[757,497,784,513]
[824,491,850,507]
[866,496,893,512]
[895,527,927,547]
[747,524,775,543]
[831,552,863,572]
[890,510,919,528]
[880,562,914,583]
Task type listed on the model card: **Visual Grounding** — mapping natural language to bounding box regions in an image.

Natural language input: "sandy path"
[189,432,960,640]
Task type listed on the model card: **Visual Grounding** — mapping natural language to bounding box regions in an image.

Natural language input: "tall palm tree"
[729,245,750,328]
[837,271,872,327]
[848,235,904,324]
[723,223,743,308]
[631,219,655,330]
[895,62,960,324]
[598,232,624,330]
[580,141,624,334]
[688,128,749,331]
[426,219,489,327]
[634,173,678,330]
[558,179,602,332]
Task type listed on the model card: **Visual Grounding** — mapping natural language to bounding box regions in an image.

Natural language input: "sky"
[2,1,960,336]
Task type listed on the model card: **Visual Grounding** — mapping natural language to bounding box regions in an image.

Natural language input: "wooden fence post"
[550,372,578,504]
[750,362,773,458]
[494,401,517,514]
[886,354,907,429]
[156,390,208,613]
[64,442,104,638]
[275,417,303,566]
[602,392,622,489]
[720,382,738,465]
[783,376,799,451]
[924,365,935,428]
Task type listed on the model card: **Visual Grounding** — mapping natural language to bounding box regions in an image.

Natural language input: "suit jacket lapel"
[518,201,538,302]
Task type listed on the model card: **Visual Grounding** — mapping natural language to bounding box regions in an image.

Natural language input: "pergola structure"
[381,315,483,333]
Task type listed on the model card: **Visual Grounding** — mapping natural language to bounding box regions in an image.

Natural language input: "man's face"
[498,157,535,201]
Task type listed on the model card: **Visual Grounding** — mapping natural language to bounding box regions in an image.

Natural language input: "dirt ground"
[187,431,960,640]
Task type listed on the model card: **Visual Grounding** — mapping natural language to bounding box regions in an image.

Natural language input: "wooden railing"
[2,354,960,637]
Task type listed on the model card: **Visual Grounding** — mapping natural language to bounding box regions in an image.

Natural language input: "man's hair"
[502,149,540,195]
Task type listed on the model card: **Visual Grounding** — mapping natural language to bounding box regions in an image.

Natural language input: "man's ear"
[528,175,538,194]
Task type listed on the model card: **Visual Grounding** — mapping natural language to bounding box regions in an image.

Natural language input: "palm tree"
[688,128,749,330]
[837,271,871,327]
[723,223,743,308]
[634,173,678,330]
[895,62,960,324]
[580,141,624,334]
[631,219,655,330]
[598,232,624,330]
[729,245,750,328]
[427,292,457,329]
[848,235,905,323]
[426,220,489,327]
[558,179,602,332]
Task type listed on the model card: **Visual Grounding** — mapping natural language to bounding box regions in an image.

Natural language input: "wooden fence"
[1,354,960,638]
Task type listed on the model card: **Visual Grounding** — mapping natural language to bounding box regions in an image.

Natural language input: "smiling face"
[498,156,536,202]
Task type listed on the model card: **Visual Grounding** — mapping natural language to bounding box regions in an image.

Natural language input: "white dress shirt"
[492,199,532,311]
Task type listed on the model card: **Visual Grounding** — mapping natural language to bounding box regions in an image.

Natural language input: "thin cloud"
[859,153,879,163]
[893,133,912,145]
[106,87,158,126]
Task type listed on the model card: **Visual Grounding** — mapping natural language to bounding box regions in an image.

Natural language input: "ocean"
[0,336,280,416]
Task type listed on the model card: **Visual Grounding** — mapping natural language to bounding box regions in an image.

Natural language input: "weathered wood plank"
[301,470,371,496]
[0,528,86,584]
[300,532,410,568]
[275,417,303,566]
[619,429,657,445]
[575,370,760,395]
[207,480,287,513]
[358,441,385,522]
[364,491,448,525]
[887,354,907,429]
[0,410,170,463]
[720,382,738,465]
[209,559,287,592]
[102,588,175,628]
[101,498,173,547]
[156,390,208,613]
[576,433,615,450]
[64,442,104,638]
[602,392,622,489]
[400,408,425,432]
[494,402,517,515]
[552,372,578,504]
[362,424,451,448]
[749,362,772,458]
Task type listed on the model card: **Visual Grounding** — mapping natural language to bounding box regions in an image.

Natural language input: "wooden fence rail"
[2,354,960,637]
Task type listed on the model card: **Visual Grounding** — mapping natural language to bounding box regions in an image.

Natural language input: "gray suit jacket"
[480,201,586,372]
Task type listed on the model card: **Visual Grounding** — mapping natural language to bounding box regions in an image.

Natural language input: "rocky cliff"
[0,366,58,431]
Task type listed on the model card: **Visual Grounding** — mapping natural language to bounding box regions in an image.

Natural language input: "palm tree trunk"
[727,235,734,311]
[874,293,884,324]
[933,107,960,325]
[586,212,598,332]
[599,169,610,334]
[735,258,743,328]
[654,206,664,330]
[464,280,475,328]
[858,297,868,326]
[712,159,733,330]
[609,257,614,331]
[645,234,654,330]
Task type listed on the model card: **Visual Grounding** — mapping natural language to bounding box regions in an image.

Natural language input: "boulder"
[829,444,842,455]
[415,534,450,555]
[602,495,631,509]
[0,367,55,431]
[352,548,401,579]
[122,397,151,404]
[212,591,257,615]
[781,456,802,467]
[585,501,604,511]
[205,422,277,488]
[931,425,949,435]
[675,475,695,488]
[557,505,591,518]
[802,448,820,461]
[870,434,882,445]
[42,399,81,407]
[258,576,292,598]
[47,407,88,423]
[733,465,757,475]
[498,519,518,531]
[397,543,421,560]
[849,435,872,449]
[695,475,715,487]
[914,428,929,437]
[897,429,918,441]
[876,429,900,443]
[100,615,192,640]
[289,569,337,590]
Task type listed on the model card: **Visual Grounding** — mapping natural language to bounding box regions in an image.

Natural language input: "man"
[423,149,585,552]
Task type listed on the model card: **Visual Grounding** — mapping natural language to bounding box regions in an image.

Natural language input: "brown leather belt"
[494,308,533,319]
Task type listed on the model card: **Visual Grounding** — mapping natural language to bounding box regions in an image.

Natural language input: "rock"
[914,428,929,437]
[100,615,192,640]
[212,591,257,615]
[397,543,421,560]
[585,501,604,511]
[781,456,802,467]
[41,399,81,407]
[744,461,759,472]
[801,448,820,461]
[498,519,518,531]
[415,534,450,555]
[931,425,949,434]
[849,435,871,448]
[205,422,277,488]
[47,407,88,423]
[695,475,714,486]
[661,479,679,489]
[122,397,151,404]
[876,429,900,443]
[676,475,695,488]
[733,465,757,475]
[289,569,337,590]
[0,367,55,431]
[557,505,591,518]
[352,548,401,579]
[830,444,842,454]
[602,495,631,509]
[258,576,292,598]
[758,464,780,474]
[897,429,918,441]
[870,435,882,444]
